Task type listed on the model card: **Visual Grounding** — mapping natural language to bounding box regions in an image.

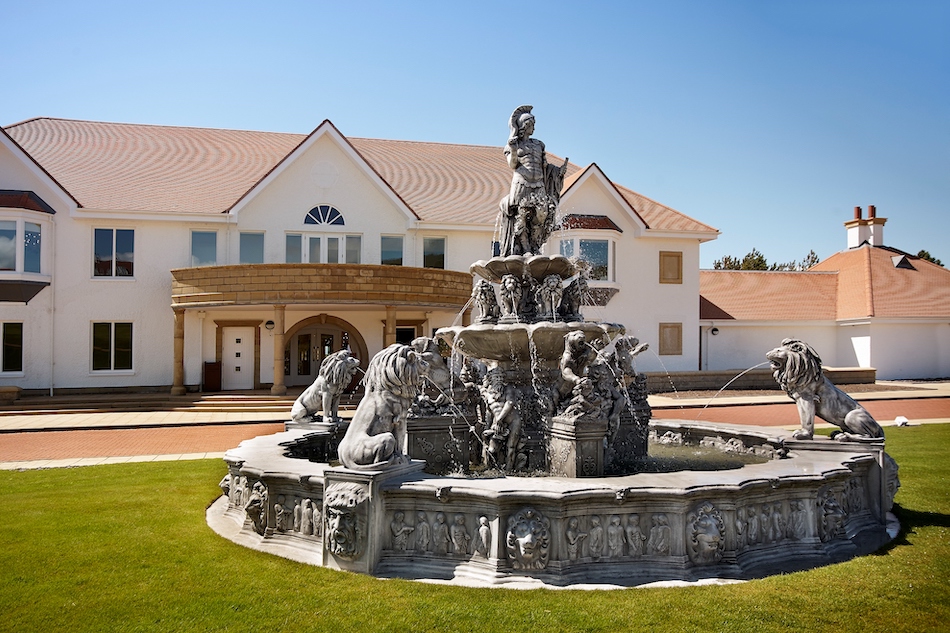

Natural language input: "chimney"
[844,205,886,249]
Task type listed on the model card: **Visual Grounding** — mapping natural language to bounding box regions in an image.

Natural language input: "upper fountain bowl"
[470,254,575,284]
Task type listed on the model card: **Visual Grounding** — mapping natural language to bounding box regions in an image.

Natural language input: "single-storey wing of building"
[700,207,950,380]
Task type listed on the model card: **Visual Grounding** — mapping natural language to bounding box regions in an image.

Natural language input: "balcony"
[171,263,473,309]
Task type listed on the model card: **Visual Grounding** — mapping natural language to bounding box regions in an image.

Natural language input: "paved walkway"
[1,381,947,470]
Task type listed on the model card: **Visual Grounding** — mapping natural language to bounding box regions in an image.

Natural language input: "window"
[1,323,22,372]
[658,323,683,356]
[381,236,403,266]
[191,231,217,267]
[560,237,613,281]
[345,235,361,264]
[286,233,361,263]
[0,221,15,271]
[92,322,133,371]
[659,251,683,284]
[0,220,43,274]
[305,205,345,226]
[240,233,264,264]
[423,237,446,269]
[94,228,134,276]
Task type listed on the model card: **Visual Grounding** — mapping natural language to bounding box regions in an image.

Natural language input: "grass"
[1,425,948,633]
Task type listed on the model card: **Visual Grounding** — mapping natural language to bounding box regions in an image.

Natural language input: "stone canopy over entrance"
[169,263,472,394]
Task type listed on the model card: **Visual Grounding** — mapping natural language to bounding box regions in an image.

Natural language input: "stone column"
[171,308,186,395]
[384,306,397,347]
[271,304,287,395]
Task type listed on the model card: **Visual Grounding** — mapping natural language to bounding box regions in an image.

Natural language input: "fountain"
[207,107,899,587]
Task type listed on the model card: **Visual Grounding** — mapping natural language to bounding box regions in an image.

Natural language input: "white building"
[0,117,718,394]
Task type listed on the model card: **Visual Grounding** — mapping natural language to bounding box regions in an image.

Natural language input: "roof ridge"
[864,245,875,317]
[4,116,308,137]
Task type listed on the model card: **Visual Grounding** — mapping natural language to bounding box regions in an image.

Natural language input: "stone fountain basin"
[208,419,897,588]
[437,321,624,363]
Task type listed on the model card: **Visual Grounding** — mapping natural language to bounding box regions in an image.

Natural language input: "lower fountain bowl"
[208,419,899,588]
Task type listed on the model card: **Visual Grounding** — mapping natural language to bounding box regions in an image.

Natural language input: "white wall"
[700,323,838,372]
[868,321,950,379]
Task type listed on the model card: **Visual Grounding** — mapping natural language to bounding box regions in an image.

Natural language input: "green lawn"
[2,424,948,633]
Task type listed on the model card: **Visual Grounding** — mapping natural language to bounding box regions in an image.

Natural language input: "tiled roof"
[560,214,623,232]
[699,270,839,321]
[810,245,950,319]
[3,117,714,234]
[700,245,950,321]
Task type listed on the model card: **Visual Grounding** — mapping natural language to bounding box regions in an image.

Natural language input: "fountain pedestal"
[322,460,427,575]
[547,414,609,477]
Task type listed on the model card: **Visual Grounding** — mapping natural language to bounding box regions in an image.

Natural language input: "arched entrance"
[283,314,368,388]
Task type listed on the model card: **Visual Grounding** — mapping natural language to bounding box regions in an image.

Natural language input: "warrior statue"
[498,105,569,257]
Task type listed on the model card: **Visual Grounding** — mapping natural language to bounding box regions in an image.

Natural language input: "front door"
[222,326,255,390]
[286,328,338,387]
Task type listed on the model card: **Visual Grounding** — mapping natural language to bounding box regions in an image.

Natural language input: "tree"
[713,249,820,271]
[917,250,944,267]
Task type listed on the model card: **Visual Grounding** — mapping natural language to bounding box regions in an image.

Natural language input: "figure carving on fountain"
[687,502,724,565]
[588,515,605,560]
[301,498,313,536]
[472,279,500,325]
[324,482,368,560]
[788,500,807,540]
[556,330,599,406]
[766,338,884,442]
[558,260,589,322]
[498,274,523,323]
[479,369,524,471]
[607,515,625,558]
[473,516,492,558]
[565,516,588,561]
[505,507,550,569]
[313,502,323,538]
[244,481,267,536]
[337,343,430,470]
[535,274,563,321]
[647,513,671,555]
[409,337,462,417]
[415,511,430,552]
[390,511,414,551]
[277,497,292,533]
[293,498,301,532]
[498,105,569,257]
[625,514,646,557]
[589,362,624,440]
[451,514,472,555]
[290,349,361,425]
[818,489,845,542]
[432,512,451,555]
[746,506,759,545]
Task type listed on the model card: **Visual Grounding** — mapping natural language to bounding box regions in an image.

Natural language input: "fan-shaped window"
[305,205,345,226]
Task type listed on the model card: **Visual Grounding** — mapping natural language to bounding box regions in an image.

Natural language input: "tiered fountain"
[208,107,899,587]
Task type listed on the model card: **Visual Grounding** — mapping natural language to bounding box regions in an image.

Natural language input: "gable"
[0,128,75,212]
[559,165,645,235]
[234,131,417,233]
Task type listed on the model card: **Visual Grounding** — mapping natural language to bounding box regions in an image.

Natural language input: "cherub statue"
[556,330,600,404]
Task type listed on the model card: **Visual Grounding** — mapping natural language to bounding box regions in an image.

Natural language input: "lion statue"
[766,338,884,442]
[337,343,430,469]
[290,349,361,425]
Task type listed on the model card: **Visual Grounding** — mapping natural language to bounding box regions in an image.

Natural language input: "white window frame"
[90,321,135,374]
[422,236,447,270]
[286,232,362,264]
[0,322,24,375]
[0,212,49,278]
[380,235,404,266]
[239,232,265,265]
[190,230,218,267]
[556,232,617,282]
[93,227,135,278]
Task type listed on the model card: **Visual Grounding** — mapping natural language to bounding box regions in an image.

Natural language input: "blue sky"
[3,0,947,268]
